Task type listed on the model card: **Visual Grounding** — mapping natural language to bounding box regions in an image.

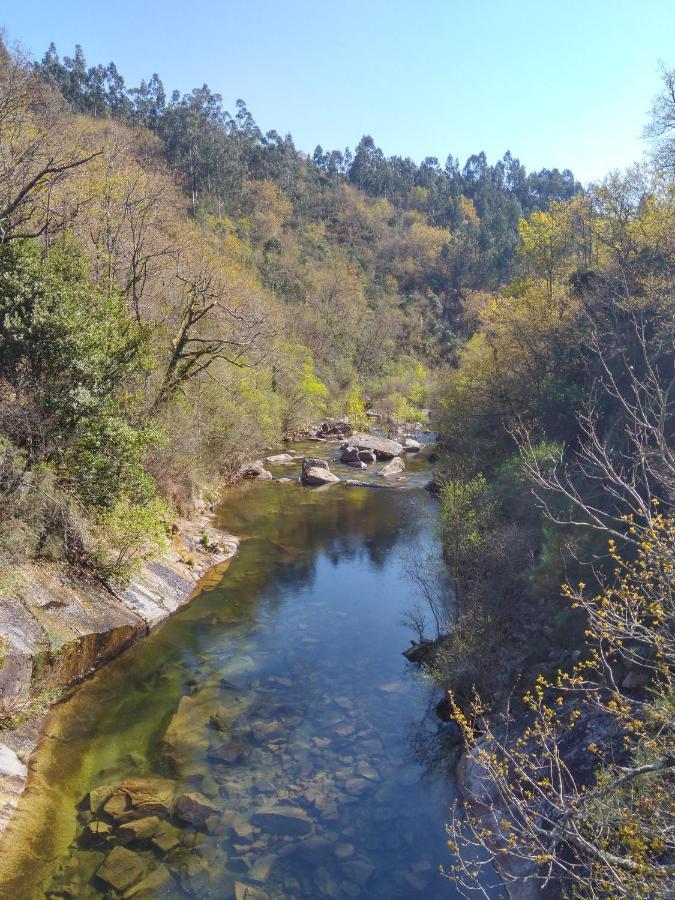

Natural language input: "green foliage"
[91,496,170,584]
[0,239,154,508]
[342,384,368,431]
[0,239,164,573]
[273,341,328,432]
[439,474,496,601]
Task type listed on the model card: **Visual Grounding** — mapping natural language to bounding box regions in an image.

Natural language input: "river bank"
[0,515,240,841]
[0,438,469,899]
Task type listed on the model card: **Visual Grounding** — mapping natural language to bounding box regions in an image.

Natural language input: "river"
[0,443,473,899]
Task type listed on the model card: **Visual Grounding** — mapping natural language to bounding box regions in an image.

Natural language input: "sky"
[3,1,674,184]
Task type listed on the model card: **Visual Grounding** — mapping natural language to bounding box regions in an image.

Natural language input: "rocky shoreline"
[0,515,239,842]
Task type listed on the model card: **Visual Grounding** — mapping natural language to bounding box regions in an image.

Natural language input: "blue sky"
[3,1,674,184]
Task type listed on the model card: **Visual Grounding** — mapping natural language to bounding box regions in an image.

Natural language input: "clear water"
[0,446,473,899]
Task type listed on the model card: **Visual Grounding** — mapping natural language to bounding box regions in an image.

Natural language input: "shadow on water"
[0,471,497,898]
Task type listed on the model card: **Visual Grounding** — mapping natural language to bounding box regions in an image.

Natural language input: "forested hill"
[37,44,579,304]
[0,36,577,585]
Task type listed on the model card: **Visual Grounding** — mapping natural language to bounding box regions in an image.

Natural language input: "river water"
[0,444,472,899]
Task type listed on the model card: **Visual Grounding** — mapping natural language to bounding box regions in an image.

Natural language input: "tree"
[151,248,272,412]
[645,65,675,174]
[0,47,100,243]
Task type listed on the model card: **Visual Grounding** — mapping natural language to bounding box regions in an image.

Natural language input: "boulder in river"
[316,420,352,440]
[234,461,273,481]
[302,456,328,470]
[301,457,340,486]
[403,438,421,452]
[340,445,360,463]
[358,448,376,463]
[265,453,296,465]
[250,806,314,836]
[348,433,404,459]
[377,457,405,477]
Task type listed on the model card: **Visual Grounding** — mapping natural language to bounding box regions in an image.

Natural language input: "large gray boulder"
[348,433,404,459]
[234,460,273,481]
[301,467,340,486]
[378,457,405,477]
[358,449,376,463]
[265,453,296,465]
[301,457,340,486]
[339,445,360,463]
[302,456,328,470]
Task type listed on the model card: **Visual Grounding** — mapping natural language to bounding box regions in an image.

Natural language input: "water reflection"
[0,475,471,899]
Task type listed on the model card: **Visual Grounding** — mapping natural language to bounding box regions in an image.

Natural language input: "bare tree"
[644,64,675,175]
[0,47,100,243]
[151,259,273,412]
[516,310,674,546]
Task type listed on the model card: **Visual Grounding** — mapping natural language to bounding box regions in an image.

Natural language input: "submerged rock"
[250,806,314,836]
[150,822,181,854]
[81,820,113,846]
[248,853,277,883]
[208,739,247,765]
[356,760,379,781]
[96,846,145,892]
[335,843,355,860]
[122,864,172,898]
[174,791,220,826]
[344,479,391,489]
[235,883,268,900]
[117,816,161,845]
[88,784,117,813]
[163,694,211,775]
[340,858,375,886]
[103,777,176,822]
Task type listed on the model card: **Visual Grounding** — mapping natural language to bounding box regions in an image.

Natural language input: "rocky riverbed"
[0,444,470,899]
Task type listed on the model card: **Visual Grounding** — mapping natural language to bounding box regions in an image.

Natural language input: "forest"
[0,39,580,579]
[0,34,673,900]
